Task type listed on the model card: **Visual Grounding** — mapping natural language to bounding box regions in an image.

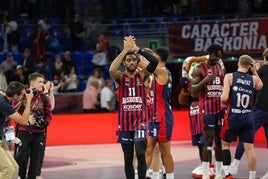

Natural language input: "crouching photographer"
[14,72,52,179]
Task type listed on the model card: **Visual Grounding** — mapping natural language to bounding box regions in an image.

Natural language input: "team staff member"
[0,81,33,179]
[220,55,263,179]
[15,72,52,179]
[191,44,225,179]
[109,35,158,179]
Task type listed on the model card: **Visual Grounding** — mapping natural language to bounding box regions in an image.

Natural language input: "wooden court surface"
[40,141,267,179]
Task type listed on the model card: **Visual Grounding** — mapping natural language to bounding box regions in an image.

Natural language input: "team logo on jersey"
[136,78,142,86]
[233,86,238,91]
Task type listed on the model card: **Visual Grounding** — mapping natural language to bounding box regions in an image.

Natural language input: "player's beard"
[126,65,137,73]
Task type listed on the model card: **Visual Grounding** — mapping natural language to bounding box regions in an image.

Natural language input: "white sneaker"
[229,164,238,176]
[202,175,210,179]
[193,164,215,179]
[214,175,223,179]
[261,171,268,179]
[192,164,202,178]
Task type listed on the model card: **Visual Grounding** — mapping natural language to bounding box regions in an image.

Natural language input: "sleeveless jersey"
[117,72,147,131]
[255,65,268,110]
[146,75,155,123]
[228,71,254,114]
[154,67,174,124]
[189,100,204,136]
[199,62,224,115]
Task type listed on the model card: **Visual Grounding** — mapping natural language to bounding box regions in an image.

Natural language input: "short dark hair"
[155,47,169,62]
[123,52,140,63]
[6,81,25,97]
[28,72,45,83]
[207,44,223,55]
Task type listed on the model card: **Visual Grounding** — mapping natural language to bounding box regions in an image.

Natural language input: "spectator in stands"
[0,68,8,91]
[20,48,35,81]
[100,79,116,112]
[83,80,100,113]
[13,65,27,84]
[61,66,78,92]
[62,51,77,75]
[35,54,49,77]
[2,10,20,53]
[86,68,105,94]
[92,33,109,71]
[34,16,50,60]
[68,13,85,51]
[51,54,64,83]
[0,53,17,83]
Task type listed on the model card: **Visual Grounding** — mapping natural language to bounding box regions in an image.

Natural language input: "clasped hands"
[123,35,139,52]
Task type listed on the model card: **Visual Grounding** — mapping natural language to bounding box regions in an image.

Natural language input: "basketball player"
[220,55,263,179]
[109,35,158,179]
[191,44,226,179]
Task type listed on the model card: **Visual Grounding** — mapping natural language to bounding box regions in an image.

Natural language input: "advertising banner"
[169,18,268,57]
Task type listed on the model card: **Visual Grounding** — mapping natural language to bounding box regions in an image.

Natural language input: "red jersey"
[189,100,204,136]
[146,75,155,123]
[116,72,147,131]
[199,62,224,115]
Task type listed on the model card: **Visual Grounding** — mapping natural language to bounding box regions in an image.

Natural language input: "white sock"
[222,165,230,176]
[202,162,210,176]
[231,159,240,168]
[215,161,223,176]
[249,171,256,179]
[146,169,150,177]
[165,173,174,179]
[152,172,160,179]
[162,166,166,174]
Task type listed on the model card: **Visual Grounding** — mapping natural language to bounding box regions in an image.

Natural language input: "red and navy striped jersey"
[146,75,155,123]
[189,100,204,136]
[154,67,174,124]
[199,62,225,115]
[116,72,147,131]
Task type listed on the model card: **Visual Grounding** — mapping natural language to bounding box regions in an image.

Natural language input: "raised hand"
[123,35,136,52]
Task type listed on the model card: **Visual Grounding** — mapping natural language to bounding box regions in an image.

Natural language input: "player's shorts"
[148,122,160,140]
[221,112,255,143]
[203,108,226,131]
[118,130,147,144]
[192,133,205,146]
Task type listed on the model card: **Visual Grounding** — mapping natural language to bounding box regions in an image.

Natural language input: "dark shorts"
[203,108,225,131]
[192,133,205,146]
[148,122,160,140]
[221,112,255,143]
[253,106,268,147]
[118,130,147,144]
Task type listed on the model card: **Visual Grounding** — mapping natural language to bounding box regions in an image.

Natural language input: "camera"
[26,88,38,96]
[52,80,59,86]
[34,110,47,128]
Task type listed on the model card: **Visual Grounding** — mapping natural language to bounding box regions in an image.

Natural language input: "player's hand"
[123,35,136,51]
[204,74,215,83]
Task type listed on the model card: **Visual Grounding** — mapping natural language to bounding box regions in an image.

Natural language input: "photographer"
[0,82,33,179]
[14,72,52,179]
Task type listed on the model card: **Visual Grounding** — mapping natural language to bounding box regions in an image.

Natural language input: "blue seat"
[77,80,87,92]
[72,52,84,67]
[12,52,23,64]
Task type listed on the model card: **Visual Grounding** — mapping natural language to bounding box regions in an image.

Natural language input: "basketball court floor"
[40,141,268,179]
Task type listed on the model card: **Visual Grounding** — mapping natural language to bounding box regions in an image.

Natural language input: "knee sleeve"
[222,149,231,165]
[135,141,146,159]
[121,144,134,167]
